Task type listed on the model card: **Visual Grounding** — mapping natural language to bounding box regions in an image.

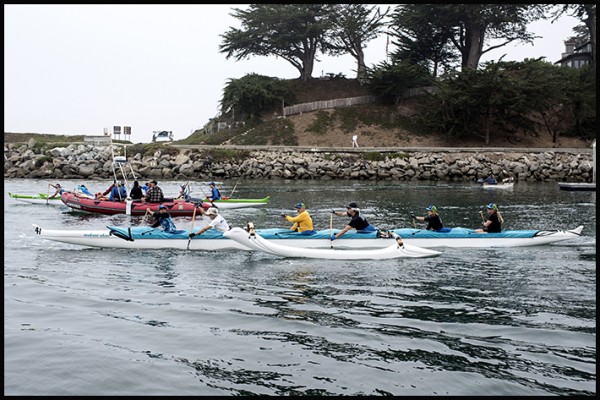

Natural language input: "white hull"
[33,225,584,250]
[209,202,269,209]
[482,182,514,189]
[223,227,442,259]
[13,198,64,206]
[32,225,249,250]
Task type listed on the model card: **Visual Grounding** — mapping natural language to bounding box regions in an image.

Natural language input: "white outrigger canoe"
[222,227,441,259]
[32,224,584,250]
[9,192,64,206]
[482,182,514,189]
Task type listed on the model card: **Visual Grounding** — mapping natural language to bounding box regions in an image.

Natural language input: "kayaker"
[48,183,65,199]
[206,182,221,201]
[189,207,230,237]
[177,183,191,201]
[476,203,503,233]
[147,205,177,233]
[330,202,376,240]
[412,205,444,231]
[482,174,497,184]
[281,202,315,234]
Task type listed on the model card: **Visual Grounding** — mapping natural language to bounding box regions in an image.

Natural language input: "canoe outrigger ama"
[222,225,442,260]
[8,192,64,206]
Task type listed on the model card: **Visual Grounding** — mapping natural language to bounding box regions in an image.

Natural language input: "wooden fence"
[282,86,438,117]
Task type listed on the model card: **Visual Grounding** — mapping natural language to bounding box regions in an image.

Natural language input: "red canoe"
[60,191,210,216]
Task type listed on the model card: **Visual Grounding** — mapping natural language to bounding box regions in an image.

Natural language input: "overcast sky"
[4,4,581,144]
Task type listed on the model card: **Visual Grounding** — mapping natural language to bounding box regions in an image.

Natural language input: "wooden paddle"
[143,208,152,225]
[186,205,198,250]
[46,183,51,205]
[230,180,240,198]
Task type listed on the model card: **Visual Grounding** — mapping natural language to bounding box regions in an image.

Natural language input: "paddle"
[46,183,50,205]
[411,215,416,229]
[479,210,485,222]
[329,211,334,248]
[187,205,198,250]
[230,180,240,198]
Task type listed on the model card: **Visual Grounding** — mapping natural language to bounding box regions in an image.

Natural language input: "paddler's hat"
[294,202,305,209]
[347,202,360,211]
[158,205,167,210]
[206,207,219,216]
[486,203,498,210]
[426,205,437,212]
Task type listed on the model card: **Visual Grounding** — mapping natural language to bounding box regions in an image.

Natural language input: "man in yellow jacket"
[282,202,315,234]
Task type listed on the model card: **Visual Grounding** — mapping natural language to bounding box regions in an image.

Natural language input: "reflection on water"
[4,178,596,396]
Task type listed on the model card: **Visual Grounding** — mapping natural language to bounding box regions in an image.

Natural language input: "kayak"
[190,196,271,209]
[482,182,514,189]
[32,224,585,250]
[8,192,64,206]
[222,227,442,259]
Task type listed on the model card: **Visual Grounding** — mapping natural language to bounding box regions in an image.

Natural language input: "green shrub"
[35,155,53,168]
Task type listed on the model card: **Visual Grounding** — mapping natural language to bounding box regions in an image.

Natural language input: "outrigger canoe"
[32,223,585,250]
[222,227,441,259]
[8,192,64,206]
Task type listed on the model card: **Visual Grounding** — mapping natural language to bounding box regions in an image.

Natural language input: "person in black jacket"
[413,205,444,231]
[129,180,144,201]
[330,202,375,240]
[476,203,503,233]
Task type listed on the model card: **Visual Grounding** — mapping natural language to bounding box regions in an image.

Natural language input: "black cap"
[347,202,359,209]
[151,180,158,185]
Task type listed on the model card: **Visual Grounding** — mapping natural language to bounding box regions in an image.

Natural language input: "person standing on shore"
[351,134,359,148]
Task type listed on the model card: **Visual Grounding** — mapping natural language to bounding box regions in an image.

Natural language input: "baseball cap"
[347,202,359,209]
[294,202,305,209]
[486,203,497,210]
[158,205,167,210]
[151,180,158,185]
[208,181,216,186]
[426,205,437,212]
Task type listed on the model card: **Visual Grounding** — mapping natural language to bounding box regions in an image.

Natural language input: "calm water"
[4,178,596,396]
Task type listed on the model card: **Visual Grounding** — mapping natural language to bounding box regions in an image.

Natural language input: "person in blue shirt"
[147,205,177,233]
[206,182,221,201]
[108,181,127,201]
[483,174,497,184]
[48,183,66,199]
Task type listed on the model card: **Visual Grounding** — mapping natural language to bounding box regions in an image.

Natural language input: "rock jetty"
[4,141,594,183]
